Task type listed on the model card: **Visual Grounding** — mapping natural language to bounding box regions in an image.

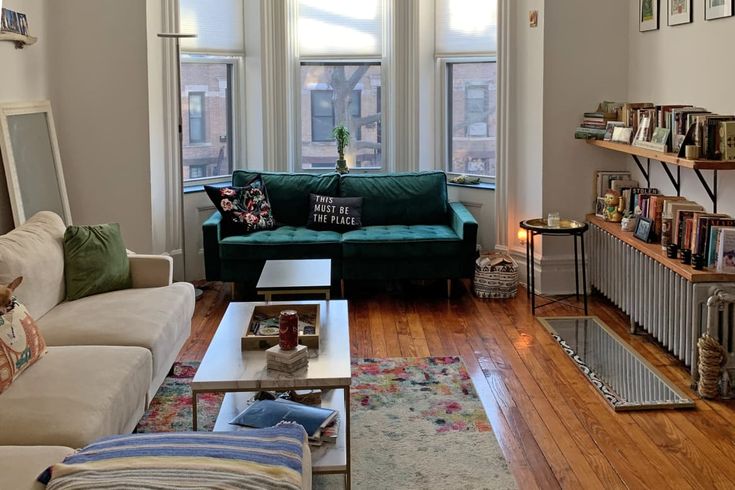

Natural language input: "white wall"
[47,0,156,253]
[0,0,50,233]
[504,0,545,260]
[627,0,735,216]
[537,0,629,293]
[448,186,495,251]
[500,0,630,294]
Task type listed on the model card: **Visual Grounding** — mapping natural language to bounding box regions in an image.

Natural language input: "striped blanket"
[39,424,308,489]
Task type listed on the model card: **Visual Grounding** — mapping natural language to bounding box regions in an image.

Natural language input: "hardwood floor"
[180,280,735,489]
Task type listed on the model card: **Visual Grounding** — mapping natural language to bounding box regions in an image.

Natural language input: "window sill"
[447,181,496,191]
[183,180,229,194]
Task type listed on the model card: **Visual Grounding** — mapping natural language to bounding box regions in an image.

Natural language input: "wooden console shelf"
[0,32,37,49]
[586,214,735,283]
[586,139,735,213]
[586,140,735,170]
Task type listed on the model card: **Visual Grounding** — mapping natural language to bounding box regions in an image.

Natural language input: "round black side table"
[520,218,589,315]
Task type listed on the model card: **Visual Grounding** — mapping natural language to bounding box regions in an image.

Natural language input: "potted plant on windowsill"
[332,124,350,175]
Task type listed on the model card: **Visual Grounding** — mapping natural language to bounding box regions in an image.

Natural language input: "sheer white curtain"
[260,0,298,172]
[386,0,420,173]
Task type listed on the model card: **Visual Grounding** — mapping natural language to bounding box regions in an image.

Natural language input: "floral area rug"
[136,357,516,489]
[135,362,222,433]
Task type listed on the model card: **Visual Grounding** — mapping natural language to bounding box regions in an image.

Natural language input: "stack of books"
[575,102,623,140]
[575,111,616,140]
[266,344,308,373]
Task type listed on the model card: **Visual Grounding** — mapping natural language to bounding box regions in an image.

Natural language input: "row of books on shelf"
[576,101,735,161]
[594,170,735,273]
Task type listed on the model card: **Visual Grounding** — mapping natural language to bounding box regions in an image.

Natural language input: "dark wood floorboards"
[180,280,735,490]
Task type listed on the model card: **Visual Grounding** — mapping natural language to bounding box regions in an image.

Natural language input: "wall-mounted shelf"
[587,214,735,283]
[586,139,735,213]
[0,31,38,49]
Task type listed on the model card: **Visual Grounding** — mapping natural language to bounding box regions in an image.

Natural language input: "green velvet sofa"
[202,171,478,294]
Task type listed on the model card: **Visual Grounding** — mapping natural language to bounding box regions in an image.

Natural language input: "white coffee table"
[191,300,352,487]
[256,259,332,301]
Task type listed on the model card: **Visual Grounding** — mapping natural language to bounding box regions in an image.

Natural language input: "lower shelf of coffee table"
[214,388,348,474]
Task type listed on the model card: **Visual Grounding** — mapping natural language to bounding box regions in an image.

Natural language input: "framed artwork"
[668,0,693,25]
[595,197,607,219]
[705,0,733,20]
[633,217,655,243]
[640,0,660,31]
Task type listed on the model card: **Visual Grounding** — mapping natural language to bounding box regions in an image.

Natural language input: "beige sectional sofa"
[0,211,195,486]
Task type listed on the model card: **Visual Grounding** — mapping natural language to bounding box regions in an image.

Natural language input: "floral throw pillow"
[0,298,47,395]
[205,178,276,237]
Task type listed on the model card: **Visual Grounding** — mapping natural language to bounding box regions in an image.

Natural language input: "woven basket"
[473,252,518,299]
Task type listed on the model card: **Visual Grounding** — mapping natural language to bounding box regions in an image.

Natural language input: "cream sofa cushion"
[37,283,194,393]
[0,211,66,319]
[0,446,74,490]
[0,345,151,448]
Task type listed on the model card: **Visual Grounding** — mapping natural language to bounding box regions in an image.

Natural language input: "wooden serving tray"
[241,303,320,350]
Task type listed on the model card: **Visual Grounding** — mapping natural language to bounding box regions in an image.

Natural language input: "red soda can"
[279,310,299,350]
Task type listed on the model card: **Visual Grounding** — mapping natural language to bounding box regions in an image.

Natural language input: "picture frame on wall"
[705,0,733,20]
[640,0,660,31]
[668,0,693,25]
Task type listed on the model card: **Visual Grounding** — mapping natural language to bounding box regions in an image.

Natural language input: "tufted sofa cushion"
[339,172,449,226]
[220,226,342,261]
[341,225,463,259]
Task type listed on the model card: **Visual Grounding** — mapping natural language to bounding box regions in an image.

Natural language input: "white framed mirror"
[0,100,72,226]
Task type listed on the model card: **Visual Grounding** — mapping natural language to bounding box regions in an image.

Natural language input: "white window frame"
[180,53,246,186]
[296,58,385,173]
[436,55,497,183]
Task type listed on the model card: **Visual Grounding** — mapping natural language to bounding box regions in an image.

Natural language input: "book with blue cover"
[230,399,337,437]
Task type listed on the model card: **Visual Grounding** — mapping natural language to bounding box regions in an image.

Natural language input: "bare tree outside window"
[301,63,382,170]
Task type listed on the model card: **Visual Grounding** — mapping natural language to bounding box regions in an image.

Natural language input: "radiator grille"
[589,223,698,366]
[706,289,735,357]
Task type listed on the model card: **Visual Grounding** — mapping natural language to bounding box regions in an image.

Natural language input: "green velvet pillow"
[63,224,131,301]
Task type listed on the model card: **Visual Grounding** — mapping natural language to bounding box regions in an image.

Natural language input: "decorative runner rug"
[136,357,516,489]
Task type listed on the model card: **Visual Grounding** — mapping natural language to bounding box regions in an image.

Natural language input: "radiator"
[588,222,730,381]
[706,289,735,369]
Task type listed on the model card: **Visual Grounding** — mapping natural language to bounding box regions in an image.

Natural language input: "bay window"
[178,0,244,182]
[297,0,383,171]
[437,0,497,179]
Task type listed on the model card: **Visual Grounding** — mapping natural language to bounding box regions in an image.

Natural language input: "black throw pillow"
[307,194,363,231]
[205,177,275,237]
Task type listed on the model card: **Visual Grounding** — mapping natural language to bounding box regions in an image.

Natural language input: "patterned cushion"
[205,177,275,237]
[0,298,47,395]
[307,193,363,231]
[39,424,308,490]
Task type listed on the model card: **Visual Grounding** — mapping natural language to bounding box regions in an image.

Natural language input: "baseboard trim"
[501,248,589,296]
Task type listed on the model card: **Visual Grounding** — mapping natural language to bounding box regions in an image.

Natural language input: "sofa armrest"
[202,211,223,281]
[128,253,173,288]
[449,201,478,244]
